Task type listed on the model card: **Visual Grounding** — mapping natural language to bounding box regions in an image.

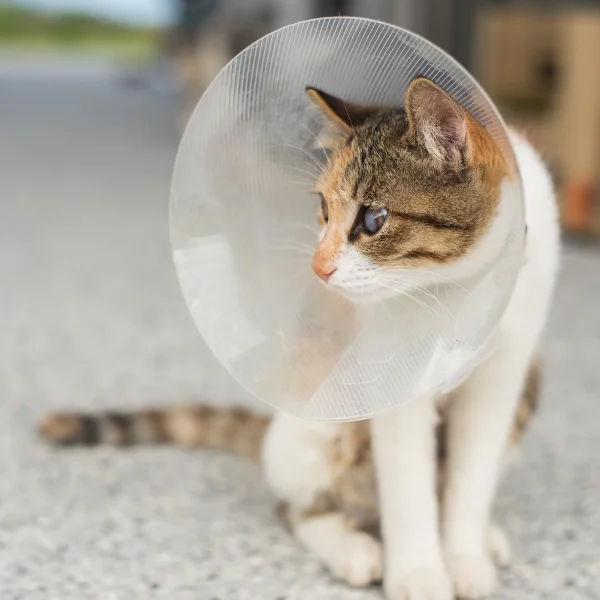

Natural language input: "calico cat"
[39,78,559,600]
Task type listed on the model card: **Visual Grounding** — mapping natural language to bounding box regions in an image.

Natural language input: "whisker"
[410,285,455,321]
[269,237,316,251]
[383,274,454,319]
[272,256,311,265]
[266,144,326,178]
[270,235,315,245]
[269,238,314,246]
[279,143,327,176]
[279,221,320,235]
[377,282,441,318]
[400,291,441,319]
[383,266,469,293]
[271,110,330,163]
[273,163,321,181]
[368,291,393,321]
[269,246,314,256]
[380,276,455,322]
[280,180,319,191]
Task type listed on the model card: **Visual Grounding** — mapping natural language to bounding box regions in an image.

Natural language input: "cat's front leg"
[264,414,383,587]
[443,341,531,599]
[372,396,453,600]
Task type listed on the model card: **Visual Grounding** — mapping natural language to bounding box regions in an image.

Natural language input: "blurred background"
[1,1,599,599]
[4,0,598,229]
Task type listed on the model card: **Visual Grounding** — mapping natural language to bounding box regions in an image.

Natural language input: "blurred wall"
[172,0,600,234]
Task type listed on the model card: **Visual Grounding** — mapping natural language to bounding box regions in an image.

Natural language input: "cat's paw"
[385,566,453,600]
[447,553,497,599]
[486,523,511,567]
[329,531,383,587]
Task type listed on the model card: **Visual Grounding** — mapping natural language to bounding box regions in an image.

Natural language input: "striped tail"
[37,405,270,461]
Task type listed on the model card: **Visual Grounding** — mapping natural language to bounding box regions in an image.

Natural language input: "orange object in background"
[476,8,600,236]
[556,13,600,234]
[563,181,595,232]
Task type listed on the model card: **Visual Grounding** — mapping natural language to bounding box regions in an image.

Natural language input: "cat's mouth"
[318,260,452,306]
[311,244,434,304]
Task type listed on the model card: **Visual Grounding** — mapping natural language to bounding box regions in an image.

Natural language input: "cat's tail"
[37,405,270,461]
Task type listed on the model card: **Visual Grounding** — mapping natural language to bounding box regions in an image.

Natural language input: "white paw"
[447,553,497,599]
[329,531,383,587]
[386,566,454,600]
[486,523,511,567]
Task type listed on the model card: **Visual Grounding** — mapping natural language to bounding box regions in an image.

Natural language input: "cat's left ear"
[306,87,381,148]
[404,77,470,170]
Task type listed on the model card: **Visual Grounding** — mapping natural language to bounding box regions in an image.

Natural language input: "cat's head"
[306,77,509,303]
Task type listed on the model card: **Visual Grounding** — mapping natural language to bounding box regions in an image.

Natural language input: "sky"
[8,0,177,26]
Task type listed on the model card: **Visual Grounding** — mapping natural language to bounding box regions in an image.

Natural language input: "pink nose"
[312,261,337,282]
[312,226,342,282]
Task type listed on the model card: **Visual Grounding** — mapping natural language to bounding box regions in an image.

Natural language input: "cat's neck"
[436,178,521,286]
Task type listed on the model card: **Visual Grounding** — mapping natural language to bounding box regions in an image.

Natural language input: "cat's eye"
[319,194,328,222]
[363,207,388,234]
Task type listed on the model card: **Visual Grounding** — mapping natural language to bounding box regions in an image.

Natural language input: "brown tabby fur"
[39,362,540,534]
[39,78,536,546]
[309,79,509,270]
[39,405,269,462]
[281,361,540,537]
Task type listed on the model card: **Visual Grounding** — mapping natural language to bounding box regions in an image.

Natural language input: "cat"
[39,78,560,600]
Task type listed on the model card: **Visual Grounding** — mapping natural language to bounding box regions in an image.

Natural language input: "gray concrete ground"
[0,61,598,600]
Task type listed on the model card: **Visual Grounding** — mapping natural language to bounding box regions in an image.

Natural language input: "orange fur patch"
[313,225,345,278]
[466,113,509,181]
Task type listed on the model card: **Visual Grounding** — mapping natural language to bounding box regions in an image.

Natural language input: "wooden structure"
[477,7,600,234]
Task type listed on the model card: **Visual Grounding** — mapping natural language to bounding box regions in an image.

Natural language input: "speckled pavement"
[0,62,598,600]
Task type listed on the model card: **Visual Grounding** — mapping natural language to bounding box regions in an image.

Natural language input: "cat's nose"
[312,259,337,282]
[312,227,342,282]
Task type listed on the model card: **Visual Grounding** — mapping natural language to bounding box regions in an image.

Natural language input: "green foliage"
[0,3,163,52]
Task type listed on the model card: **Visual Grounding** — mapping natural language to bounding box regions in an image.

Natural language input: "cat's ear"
[404,77,469,169]
[306,87,380,148]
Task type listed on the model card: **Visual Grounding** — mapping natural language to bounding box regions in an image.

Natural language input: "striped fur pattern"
[308,78,509,285]
[279,360,541,538]
[38,405,269,461]
[37,79,555,599]
[38,361,540,524]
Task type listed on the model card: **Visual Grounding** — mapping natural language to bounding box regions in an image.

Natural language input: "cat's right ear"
[404,77,469,170]
[306,87,379,148]
[404,77,508,176]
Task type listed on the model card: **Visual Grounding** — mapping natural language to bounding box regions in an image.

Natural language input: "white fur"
[295,513,383,586]
[328,246,380,300]
[372,393,454,599]
[262,132,560,599]
[440,133,559,597]
[262,413,342,509]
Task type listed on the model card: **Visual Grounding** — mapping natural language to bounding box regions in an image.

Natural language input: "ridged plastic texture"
[170,17,525,421]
